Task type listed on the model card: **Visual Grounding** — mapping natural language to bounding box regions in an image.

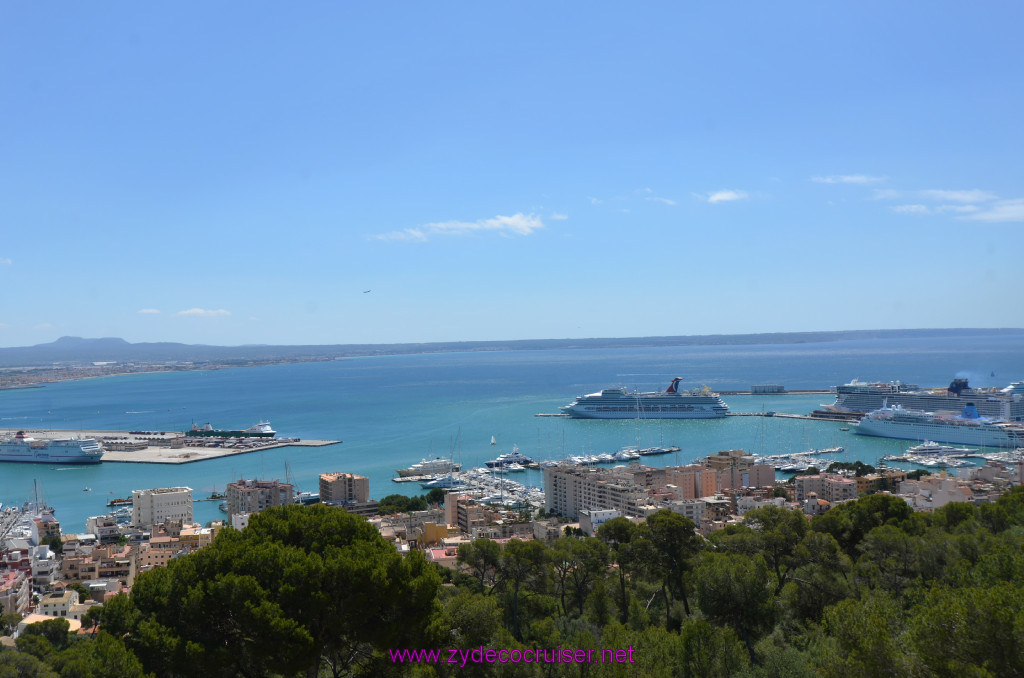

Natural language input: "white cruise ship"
[852,403,1023,448]
[0,431,104,464]
[825,378,1024,421]
[561,378,729,419]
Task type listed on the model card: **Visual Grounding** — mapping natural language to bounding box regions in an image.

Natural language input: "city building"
[225,479,294,519]
[0,570,30,615]
[795,474,859,503]
[132,487,194,527]
[319,472,370,503]
[38,590,79,618]
[665,466,718,499]
[543,465,648,520]
[579,508,622,536]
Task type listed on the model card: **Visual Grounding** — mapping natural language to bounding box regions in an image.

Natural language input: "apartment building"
[132,487,194,527]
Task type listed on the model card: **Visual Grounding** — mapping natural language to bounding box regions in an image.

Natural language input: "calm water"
[2,332,1022,531]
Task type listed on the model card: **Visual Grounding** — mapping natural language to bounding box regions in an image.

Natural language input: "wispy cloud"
[176,308,231,317]
[874,187,1019,222]
[588,197,602,206]
[918,189,997,203]
[550,212,569,221]
[962,198,1024,223]
[0,257,11,265]
[891,204,931,215]
[812,174,885,184]
[639,188,677,206]
[34,323,54,330]
[137,308,162,315]
[374,213,544,242]
[703,190,749,204]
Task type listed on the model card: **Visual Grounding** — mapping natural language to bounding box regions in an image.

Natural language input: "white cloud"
[961,198,1024,223]
[892,204,931,215]
[374,212,544,242]
[936,204,979,214]
[871,189,903,201]
[0,257,11,265]
[588,197,602,205]
[646,196,677,206]
[919,189,997,203]
[176,308,231,317]
[137,308,162,315]
[812,174,885,184]
[550,212,569,221]
[705,190,749,204]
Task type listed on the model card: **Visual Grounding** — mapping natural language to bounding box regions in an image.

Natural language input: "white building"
[578,509,622,536]
[132,487,194,527]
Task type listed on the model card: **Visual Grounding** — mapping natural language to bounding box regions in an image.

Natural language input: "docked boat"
[561,378,728,419]
[0,431,104,464]
[825,378,1024,421]
[853,403,1023,448]
[186,421,276,438]
[485,446,536,468]
[907,441,975,455]
[395,457,462,477]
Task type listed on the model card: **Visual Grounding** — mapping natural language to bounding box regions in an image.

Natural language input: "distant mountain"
[0,329,1021,368]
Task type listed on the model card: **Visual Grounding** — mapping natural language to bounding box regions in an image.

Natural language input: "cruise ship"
[852,403,1024,448]
[825,378,1024,421]
[561,378,729,419]
[0,431,104,464]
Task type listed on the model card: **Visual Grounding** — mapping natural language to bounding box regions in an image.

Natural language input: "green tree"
[639,510,701,623]
[743,505,807,594]
[597,516,639,626]
[496,539,547,641]
[103,504,440,678]
[695,552,774,666]
[0,648,59,678]
[456,538,502,593]
[822,592,913,677]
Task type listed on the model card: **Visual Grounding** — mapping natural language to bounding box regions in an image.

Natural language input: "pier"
[0,428,341,465]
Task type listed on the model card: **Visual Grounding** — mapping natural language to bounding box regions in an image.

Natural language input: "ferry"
[561,378,729,419]
[0,431,104,464]
[853,403,1023,448]
[186,421,276,438]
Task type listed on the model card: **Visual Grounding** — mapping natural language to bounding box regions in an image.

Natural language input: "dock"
[0,428,341,465]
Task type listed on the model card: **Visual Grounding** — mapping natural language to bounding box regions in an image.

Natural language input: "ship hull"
[0,438,104,464]
[853,419,1019,448]
[562,407,727,420]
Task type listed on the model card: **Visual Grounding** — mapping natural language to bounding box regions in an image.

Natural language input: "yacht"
[395,457,462,477]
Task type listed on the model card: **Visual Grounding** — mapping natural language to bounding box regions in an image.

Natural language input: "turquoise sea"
[2,331,1023,531]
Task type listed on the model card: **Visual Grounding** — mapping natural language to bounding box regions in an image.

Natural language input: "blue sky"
[1,3,1022,347]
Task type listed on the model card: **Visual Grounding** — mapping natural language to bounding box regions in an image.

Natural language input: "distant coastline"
[1,328,1022,389]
